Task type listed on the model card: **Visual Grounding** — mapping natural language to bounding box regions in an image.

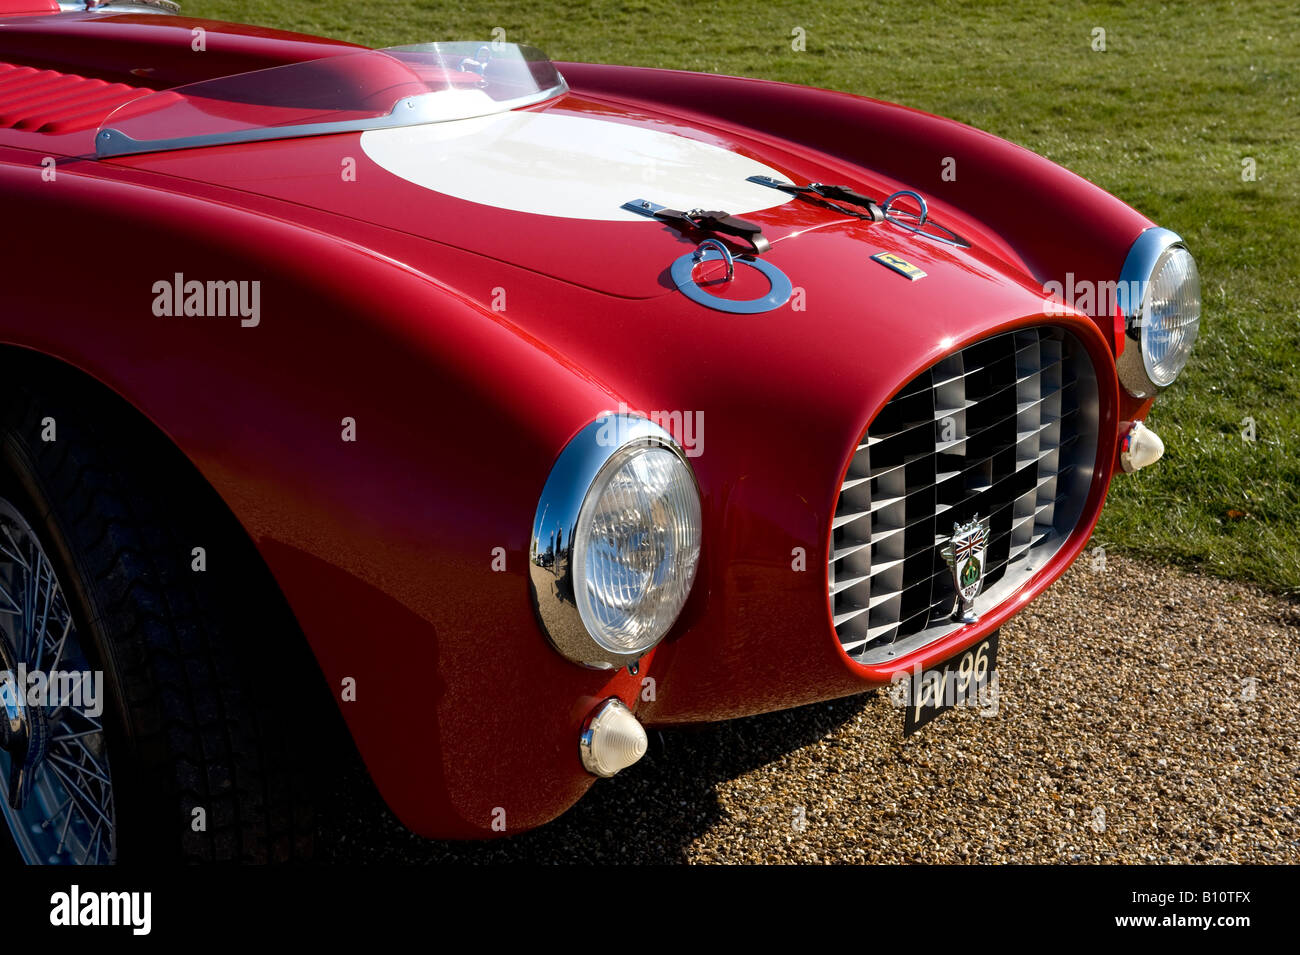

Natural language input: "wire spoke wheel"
[0,497,115,865]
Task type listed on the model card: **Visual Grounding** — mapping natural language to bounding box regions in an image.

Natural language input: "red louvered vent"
[0,60,153,134]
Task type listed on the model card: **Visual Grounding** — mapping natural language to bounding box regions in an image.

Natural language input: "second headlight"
[1117,227,1202,397]
[1140,244,1201,387]
[530,414,701,669]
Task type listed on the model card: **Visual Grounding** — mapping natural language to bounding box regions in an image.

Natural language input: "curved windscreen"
[95,42,567,158]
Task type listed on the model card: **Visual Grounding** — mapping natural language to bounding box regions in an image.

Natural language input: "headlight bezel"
[529,413,702,669]
[1116,227,1201,398]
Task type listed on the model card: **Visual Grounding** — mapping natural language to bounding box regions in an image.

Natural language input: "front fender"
[0,152,639,837]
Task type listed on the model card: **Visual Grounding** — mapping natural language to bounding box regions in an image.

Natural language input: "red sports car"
[0,1,1199,863]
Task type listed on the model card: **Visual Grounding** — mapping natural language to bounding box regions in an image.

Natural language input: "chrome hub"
[0,632,50,809]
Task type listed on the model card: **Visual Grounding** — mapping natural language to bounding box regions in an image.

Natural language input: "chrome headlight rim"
[529,413,702,670]
[1116,226,1201,398]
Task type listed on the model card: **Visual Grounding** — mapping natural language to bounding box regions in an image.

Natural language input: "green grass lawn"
[189,0,1300,593]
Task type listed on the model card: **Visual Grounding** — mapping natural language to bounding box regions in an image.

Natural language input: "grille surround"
[828,326,1099,664]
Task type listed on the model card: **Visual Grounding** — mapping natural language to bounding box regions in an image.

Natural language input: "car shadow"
[318,692,873,863]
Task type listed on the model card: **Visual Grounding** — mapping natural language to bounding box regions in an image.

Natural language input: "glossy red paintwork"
[0,2,56,17]
[0,13,1163,837]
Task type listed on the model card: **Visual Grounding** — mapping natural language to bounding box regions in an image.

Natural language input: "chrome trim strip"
[96,81,567,159]
[57,1,179,13]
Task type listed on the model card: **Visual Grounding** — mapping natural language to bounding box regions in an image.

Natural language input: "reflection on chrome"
[530,414,700,669]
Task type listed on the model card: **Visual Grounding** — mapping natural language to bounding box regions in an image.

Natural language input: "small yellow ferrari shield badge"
[871,252,927,281]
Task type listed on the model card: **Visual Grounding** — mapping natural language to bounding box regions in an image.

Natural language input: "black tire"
[0,364,323,863]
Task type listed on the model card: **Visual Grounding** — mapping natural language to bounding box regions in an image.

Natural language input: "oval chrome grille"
[829,327,1099,664]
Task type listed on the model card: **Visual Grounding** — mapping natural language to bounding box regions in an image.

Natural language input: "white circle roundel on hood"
[359,110,791,221]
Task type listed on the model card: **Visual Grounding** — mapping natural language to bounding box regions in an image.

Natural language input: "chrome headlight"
[529,414,702,669]
[1117,227,1202,397]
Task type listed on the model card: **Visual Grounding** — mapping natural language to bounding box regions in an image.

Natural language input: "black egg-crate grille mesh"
[829,327,1095,661]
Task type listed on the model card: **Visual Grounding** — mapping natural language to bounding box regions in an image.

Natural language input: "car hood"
[107,88,1043,302]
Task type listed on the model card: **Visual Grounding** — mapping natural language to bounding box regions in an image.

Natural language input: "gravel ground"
[320,553,1300,863]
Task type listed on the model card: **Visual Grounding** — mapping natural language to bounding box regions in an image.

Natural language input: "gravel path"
[320,553,1300,863]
